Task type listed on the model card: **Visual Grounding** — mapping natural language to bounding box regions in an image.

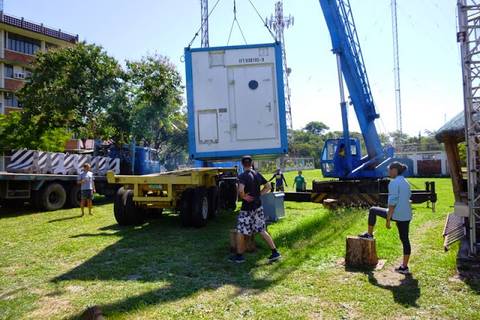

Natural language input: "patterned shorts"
[236,207,266,236]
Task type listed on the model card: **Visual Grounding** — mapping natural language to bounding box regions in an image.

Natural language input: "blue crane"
[318,0,394,180]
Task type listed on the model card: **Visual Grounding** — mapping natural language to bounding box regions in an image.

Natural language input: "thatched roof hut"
[435,110,480,143]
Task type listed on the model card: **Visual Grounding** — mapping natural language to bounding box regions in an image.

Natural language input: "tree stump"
[230,229,256,253]
[345,236,378,267]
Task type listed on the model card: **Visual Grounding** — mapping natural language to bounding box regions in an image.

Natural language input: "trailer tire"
[123,189,145,226]
[207,186,219,219]
[114,187,128,225]
[40,183,67,211]
[68,184,82,208]
[180,188,194,227]
[192,187,209,228]
[220,181,237,211]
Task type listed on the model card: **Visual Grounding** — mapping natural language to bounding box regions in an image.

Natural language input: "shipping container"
[184,43,288,160]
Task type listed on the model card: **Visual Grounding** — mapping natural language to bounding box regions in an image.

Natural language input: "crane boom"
[319,0,392,179]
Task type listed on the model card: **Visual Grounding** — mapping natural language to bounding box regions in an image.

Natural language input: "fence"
[255,157,315,173]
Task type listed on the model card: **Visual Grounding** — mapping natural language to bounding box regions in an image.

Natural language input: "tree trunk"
[345,236,379,267]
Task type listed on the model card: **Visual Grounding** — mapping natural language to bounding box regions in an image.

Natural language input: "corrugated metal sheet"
[443,213,465,251]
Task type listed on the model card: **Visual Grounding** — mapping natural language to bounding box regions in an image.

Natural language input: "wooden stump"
[345,236,378,267]
[230,229,256,253]
[322,198,339,210]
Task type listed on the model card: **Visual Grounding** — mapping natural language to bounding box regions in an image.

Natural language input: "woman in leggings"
[359,162,412,274]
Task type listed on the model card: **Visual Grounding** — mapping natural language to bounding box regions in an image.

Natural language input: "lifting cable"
[246,0,277,42]
[187,0,223,48]
[227,0,248,45]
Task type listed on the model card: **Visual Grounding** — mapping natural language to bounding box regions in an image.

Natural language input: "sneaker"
[228,255,245,264]
[268,251,282,263]
[394,265,410,274]
[358,232,374,239]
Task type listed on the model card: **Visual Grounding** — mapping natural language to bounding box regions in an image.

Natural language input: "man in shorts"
[78,163,95,216]
[229,155,281,264]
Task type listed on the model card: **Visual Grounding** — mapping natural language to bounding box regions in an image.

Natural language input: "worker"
[78,163,96,216]
[334,143,347,176]
[359,162,412,274]
[293,170,306,192]
[269,168,288,192]
[229,155,281,264]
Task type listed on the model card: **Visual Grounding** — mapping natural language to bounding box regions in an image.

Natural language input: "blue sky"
[10,0,461,135]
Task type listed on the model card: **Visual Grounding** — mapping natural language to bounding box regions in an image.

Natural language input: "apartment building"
[0,12,78,114]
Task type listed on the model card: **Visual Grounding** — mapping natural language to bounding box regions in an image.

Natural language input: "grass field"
[0,170,479,319]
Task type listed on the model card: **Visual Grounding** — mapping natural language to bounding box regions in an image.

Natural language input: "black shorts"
[81,189,93,200]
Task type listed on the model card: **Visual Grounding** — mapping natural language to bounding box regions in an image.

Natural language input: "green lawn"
[0,171,478,319]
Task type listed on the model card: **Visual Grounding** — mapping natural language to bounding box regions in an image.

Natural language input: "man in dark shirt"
[229,155,281,264]
[269,168,288,191]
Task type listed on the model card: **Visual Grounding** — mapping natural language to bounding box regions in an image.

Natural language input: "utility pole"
[267,1,294,130]
[458,0,480,255]
[200,0,209,47]
[391,0,402,133]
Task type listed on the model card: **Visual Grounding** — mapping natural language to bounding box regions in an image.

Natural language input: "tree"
[0,112,70,152]
[125,55,186,153]
[18,42,123,140]
[304,121,329,135]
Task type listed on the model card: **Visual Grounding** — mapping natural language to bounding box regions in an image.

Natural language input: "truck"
[0,145,161,211]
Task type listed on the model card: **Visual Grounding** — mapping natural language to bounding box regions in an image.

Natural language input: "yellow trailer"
[106,168,238,227]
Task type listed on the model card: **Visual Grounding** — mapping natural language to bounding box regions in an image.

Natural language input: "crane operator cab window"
[320,139,360,177]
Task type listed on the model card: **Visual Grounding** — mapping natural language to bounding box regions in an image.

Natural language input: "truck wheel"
[114,187,128,225]
[207,186,219,219]
[40,183,67,211]
[180,188,194,227]
[221,181,237,211]
[68,184,81,208]
[192,187,209,228]
[123,189,145,226]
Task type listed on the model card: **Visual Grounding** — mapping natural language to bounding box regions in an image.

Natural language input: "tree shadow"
[53,208,365,318]
[367,271,420,307]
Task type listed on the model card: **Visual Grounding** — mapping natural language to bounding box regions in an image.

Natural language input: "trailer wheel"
[40,183,67,211]
[207,186,219,219]
[114,187,128,225]
[180,188,194,227]
[68,184,81,208]
[219,180,237,211]
[192,187,209,228]
[120,190,145,226]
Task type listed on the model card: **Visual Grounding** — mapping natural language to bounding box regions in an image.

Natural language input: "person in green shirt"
[293,170,306,192]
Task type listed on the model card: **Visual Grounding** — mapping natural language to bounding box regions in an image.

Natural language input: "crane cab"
[320,138,362,179]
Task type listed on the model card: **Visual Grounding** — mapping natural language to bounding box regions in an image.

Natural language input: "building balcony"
[4,50,35,64]
[0,12,78,43]
[4,105,21,114]
[4,78,24,91]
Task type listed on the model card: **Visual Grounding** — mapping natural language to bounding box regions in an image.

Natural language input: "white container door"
[232,65,277,140]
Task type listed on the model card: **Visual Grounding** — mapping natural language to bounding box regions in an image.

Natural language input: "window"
[4,92,22,108]
[4,64,13,78]
[6,33,40,55]
[24,68,32,79]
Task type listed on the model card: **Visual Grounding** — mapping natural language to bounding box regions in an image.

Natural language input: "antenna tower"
[201,0,209,47]
[267,1,294,130]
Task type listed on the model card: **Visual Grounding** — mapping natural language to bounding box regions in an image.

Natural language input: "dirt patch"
[66,285,85,293]
[29,296,72,319]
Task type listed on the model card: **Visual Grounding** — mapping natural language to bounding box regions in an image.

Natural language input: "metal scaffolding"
[457,0,480,255]
[201,0,209,47]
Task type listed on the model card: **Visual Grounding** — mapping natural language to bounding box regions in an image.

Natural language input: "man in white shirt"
[78,163,96,216]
